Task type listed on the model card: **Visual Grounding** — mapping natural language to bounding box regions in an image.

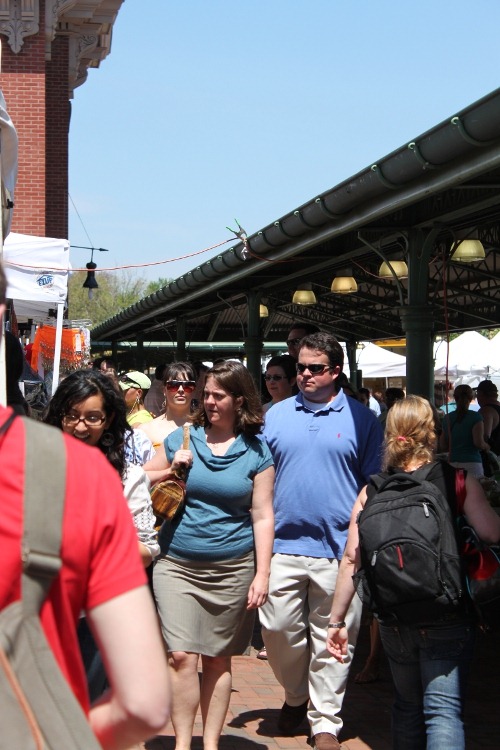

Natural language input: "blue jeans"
[379,621,475,750]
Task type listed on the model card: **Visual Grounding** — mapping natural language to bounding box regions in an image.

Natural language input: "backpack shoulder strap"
[21,418,67,616]
[411,461,438,482]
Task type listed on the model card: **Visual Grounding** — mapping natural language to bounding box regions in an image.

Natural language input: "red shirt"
[0,407,147,712]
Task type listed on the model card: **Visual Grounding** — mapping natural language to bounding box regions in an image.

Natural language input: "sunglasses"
[296,363,333,375]
[165,380,196,394]
[264,374,288,382]
[286,337,303,346]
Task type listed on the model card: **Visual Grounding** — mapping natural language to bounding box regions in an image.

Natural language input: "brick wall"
[46,35,69,240]
[1,0,69,240]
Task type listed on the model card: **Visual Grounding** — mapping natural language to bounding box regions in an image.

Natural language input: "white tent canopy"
[434,331,495,381]
[344,342,407,379]
[4,231,70,319]
[4,232,70,394]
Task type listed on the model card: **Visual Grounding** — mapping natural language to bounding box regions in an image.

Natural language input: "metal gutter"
[92,88,500,341]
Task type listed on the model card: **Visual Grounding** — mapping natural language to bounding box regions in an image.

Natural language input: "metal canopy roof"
[91,88,500,357]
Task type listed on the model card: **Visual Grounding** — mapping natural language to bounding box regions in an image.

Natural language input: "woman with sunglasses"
[119,370,154,428]
[144,359,274,750]
[262,355,297,413]
[138,362,196,450]
[45,369,160,699]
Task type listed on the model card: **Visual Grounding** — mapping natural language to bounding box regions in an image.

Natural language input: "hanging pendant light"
[331,275,358,294]
[450,239,485,263]
[378,260,408,280]
[292,283,317,305]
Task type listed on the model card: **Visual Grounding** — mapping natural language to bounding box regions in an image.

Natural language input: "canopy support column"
[400,227,440,399]
[246,291,263,393]
[176,318,186,361]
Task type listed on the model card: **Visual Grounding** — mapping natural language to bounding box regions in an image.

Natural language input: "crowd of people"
[2,285,500,750]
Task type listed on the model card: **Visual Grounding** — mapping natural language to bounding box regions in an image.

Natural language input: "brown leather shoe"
[312,732,341,750]
[277,699,308,735]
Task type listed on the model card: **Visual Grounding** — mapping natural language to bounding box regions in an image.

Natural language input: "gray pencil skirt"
[153,549,256,656]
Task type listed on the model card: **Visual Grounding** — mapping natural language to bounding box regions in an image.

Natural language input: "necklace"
[205,428,235,452]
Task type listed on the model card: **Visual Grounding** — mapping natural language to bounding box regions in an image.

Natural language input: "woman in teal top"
[145,360,274,750]
[440,384,489,478]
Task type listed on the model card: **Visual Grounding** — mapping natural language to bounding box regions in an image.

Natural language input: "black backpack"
[354,462,464,625]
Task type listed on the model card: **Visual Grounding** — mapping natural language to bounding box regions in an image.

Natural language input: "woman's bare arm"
[247,465,275,609]
[463,474,500,544]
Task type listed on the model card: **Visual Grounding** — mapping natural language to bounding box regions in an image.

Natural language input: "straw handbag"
[150,424,190,522]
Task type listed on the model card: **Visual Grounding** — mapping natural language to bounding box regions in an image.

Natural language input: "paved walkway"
[146,619,500,750]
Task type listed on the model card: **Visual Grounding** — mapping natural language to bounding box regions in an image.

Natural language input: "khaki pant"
[260,552,362,736]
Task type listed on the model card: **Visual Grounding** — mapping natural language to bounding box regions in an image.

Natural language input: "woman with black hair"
[45,369,159,566]
[439,384,489,478]
[45,369,160,702]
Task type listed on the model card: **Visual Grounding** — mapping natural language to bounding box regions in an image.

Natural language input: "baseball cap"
[119,371,151,391]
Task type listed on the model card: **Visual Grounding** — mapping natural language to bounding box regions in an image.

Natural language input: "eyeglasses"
[296,363,333,375]
[286,337,303,347]
[62,413,106,428]
[264,374,287,382]
[165,380,196,394]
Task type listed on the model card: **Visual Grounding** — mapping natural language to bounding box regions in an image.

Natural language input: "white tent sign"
[4,232,70,319]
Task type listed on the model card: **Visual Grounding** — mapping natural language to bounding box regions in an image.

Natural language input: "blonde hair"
[384,395,436,471]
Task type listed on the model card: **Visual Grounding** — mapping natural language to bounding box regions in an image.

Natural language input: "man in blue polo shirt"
[260,332,383,750]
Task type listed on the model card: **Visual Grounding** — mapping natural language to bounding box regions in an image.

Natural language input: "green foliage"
[144,277,173,296]
[67,271,175,328]
[67,270,149,328]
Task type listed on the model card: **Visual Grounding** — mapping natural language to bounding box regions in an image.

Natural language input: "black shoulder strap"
[411,462,438,482]
[21,418,67,615]
[368,463,438,496]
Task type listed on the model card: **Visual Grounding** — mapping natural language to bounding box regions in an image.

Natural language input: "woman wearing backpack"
[326,395,500,750]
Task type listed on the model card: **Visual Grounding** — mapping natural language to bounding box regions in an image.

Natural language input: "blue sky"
[69,0,500,283]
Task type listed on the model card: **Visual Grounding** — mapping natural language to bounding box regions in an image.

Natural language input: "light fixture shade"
[450,239,485,263]
[82,261,98,290]
[292,288,317,305]
[378,260,408,280]
[259,304,269,317]
[331,276,358,294]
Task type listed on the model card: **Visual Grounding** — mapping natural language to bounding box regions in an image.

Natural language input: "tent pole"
[52,302,64,396]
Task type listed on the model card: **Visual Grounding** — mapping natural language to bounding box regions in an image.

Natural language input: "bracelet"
[327,621,346,629]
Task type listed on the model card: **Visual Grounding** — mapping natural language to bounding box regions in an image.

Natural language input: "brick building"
[0,0,123,240]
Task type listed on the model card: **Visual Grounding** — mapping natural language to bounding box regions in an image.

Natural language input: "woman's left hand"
[247,572,269,609]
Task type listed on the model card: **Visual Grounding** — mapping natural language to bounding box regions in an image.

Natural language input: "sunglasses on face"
[296,363,333,375]
[165,380,196,394]
[264,374,288,382]
[286,337,302,347]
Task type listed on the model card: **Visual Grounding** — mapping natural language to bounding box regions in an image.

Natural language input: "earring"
[100,431,115,448]
[161,398,166,411]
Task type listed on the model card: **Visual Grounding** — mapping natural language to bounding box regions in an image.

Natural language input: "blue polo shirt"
[263,389,383,559]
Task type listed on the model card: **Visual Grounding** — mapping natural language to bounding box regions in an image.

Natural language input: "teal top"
[442,410,483,463]
[159,424,273,561]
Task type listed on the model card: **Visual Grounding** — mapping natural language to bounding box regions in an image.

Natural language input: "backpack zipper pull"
[371,551,377,566]
[422,502,429,517]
